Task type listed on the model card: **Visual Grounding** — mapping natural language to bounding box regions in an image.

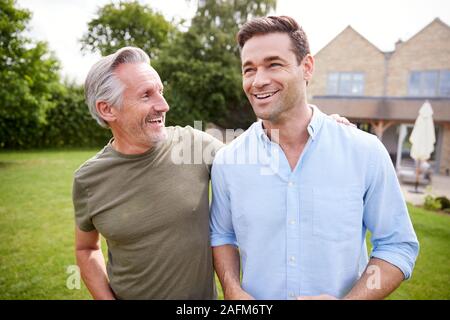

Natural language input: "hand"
[297,294,338,300]
[329,114,356,127]
[225,287,255,300]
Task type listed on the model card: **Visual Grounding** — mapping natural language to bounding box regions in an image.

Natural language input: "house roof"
[398,18,450,48]
[315,18,450,57]
[314,25,383,57]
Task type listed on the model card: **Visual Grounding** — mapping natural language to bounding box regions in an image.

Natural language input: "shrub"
[424,195,442,211]
[435,196,450,210]
[39,84,111,148]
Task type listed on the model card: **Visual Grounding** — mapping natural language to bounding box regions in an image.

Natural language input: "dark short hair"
[237,16,310,64]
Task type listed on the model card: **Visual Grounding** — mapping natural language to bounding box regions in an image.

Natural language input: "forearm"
[344,257,404,300]
[76,249,115,300]
[213,245,253,299]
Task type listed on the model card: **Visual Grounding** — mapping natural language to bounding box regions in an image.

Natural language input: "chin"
[149,127,168,145]
[254,110,273,122]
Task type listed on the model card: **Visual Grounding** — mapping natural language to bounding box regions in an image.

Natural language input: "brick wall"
[308,26,386,100]
[386,19,450,96]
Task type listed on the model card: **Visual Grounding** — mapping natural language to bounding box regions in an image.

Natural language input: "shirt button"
[288,182,294,187]
[289,220,296,225]
[290,256,296,262]
[289,292,295,298]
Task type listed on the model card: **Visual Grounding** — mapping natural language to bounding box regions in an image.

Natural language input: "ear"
[95,101,117,124]
[302,54,315,83]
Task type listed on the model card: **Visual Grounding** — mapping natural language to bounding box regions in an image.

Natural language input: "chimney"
[395,39,403,50]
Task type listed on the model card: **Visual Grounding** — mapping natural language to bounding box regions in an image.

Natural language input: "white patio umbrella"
[409,100,436,192]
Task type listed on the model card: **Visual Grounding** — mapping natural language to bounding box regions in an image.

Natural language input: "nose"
[154,92,170,113]
[252,69,271,89]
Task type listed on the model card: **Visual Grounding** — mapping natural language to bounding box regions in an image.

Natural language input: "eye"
[270,62,282,68]
[243,68,255,75]
[141,91,153,100]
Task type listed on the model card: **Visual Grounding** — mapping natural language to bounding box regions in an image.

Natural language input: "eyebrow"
[138,83,163,95]
[264,56,286,63]
[242,55,287,69]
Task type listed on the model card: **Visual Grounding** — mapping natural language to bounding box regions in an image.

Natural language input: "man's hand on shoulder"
[329,114,356,127]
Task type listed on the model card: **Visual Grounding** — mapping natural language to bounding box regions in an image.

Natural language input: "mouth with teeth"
[145,115,164,127]
[253,90,280,100]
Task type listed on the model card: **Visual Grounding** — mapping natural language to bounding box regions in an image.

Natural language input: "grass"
[0,150,95,299]
[0,150,449,299]
[387,205,450,299]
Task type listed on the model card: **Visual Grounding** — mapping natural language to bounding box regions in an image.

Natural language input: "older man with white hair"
[73,47,223,300]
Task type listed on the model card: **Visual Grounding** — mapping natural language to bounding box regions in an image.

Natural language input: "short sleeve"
[72,175,96,232]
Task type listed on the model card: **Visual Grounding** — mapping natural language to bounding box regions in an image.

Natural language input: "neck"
[263,103,313,149]
[111,134,153,155]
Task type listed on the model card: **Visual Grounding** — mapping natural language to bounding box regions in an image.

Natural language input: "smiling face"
[111,62,169,151]
[241,32,310,124]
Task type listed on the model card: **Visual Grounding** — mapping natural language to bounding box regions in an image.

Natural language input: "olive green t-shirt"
[72,126,223,299]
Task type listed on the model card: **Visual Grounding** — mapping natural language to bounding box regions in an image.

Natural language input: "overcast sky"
[16,0,450,84]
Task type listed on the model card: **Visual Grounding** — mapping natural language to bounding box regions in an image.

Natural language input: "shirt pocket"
[312,186,363,241]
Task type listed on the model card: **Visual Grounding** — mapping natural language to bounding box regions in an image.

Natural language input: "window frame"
[408,70,450,97]
[326,71,365,96]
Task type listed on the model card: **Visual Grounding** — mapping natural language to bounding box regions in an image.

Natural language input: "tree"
[79,0,276,130]
[40,82,112,148]
[80,1,175,58]
[154,0,276,129]
[0,0,61,148]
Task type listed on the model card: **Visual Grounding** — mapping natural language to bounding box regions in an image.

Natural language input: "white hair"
[84,47,151,128]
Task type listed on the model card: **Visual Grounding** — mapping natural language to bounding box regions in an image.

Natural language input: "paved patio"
[400,174,450,205]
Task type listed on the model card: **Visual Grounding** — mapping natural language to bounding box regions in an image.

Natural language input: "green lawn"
[0,150,449,299]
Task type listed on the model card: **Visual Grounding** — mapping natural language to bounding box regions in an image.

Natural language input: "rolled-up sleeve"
[210,153,238,247]
[363,137,419,279]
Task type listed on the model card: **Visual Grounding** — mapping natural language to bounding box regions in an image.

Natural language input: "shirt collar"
[307,104,325,141]
[255,104,325,144]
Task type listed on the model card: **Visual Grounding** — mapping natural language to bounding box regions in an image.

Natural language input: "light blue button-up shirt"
[210,106,419,300]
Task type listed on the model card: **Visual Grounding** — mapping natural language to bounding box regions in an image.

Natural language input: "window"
[422,71,439,96]
[408,70,450,97]
[326,72,365,96]
[327,73,339,95]
[408,72,421,96]
[439,71,450,96]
